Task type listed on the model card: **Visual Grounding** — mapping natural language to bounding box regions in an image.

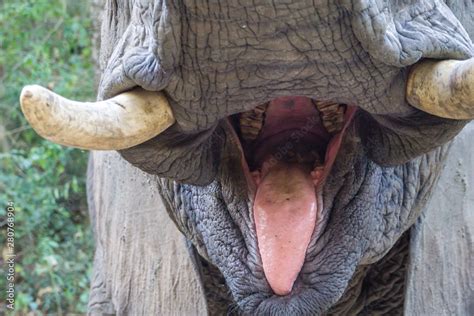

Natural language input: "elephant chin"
[227,96,357,296]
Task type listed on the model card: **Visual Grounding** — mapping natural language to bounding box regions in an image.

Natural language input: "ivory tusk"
[20,85,175,150]
[406,58,474,120]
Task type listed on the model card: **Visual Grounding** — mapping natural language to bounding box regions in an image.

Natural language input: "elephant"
[19,0,474,315]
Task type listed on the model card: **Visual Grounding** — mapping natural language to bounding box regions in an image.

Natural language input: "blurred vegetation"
[0,0,95,314]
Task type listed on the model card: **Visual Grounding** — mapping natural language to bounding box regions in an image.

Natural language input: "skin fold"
[89,0,473,314]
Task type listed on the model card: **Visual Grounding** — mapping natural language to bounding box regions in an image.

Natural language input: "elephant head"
[20,0,473,314]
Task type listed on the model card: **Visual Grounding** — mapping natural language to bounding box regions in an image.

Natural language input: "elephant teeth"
[314,101,346,134]
[239,103,268,142]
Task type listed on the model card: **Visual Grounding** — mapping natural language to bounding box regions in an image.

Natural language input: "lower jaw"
[229,97,357,296]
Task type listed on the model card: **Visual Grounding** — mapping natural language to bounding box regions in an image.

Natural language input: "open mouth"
[230,97,356,296]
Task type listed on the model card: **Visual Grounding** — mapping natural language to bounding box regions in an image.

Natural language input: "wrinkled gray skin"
[93,0,473,314]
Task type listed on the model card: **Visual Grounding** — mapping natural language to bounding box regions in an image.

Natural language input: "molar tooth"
[314,100,339,112]
[322,120,342,134]
[239,103,268,142]
[321,105,340,113]
[253,105,266,114]
[314,100,335,107]
[248,120,264,129]
[241,125,261,138]
[317,102,346,134]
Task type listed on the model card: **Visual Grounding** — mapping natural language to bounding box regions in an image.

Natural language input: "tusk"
[20,85,175,150]
[406,58,474,120]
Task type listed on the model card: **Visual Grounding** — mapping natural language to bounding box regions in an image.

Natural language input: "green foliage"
[0,0,95,314]
[0,144,92,314]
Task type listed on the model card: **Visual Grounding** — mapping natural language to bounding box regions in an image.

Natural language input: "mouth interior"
[231,96,356,296]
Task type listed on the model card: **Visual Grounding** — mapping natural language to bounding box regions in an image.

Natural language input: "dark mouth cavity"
[231,96,355,187]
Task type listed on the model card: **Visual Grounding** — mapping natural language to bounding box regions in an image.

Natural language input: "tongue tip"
[263,255,302,296]
[269,278,296,296]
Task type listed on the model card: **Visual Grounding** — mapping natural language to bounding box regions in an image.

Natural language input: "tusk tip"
[20,88,33,99]
[20,86,34,105]
[20,85,47,107]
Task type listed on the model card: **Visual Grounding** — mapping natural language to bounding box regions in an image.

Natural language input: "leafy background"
[0,0,95,314]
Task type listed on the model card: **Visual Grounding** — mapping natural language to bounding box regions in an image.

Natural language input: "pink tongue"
[253,161,318,296]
